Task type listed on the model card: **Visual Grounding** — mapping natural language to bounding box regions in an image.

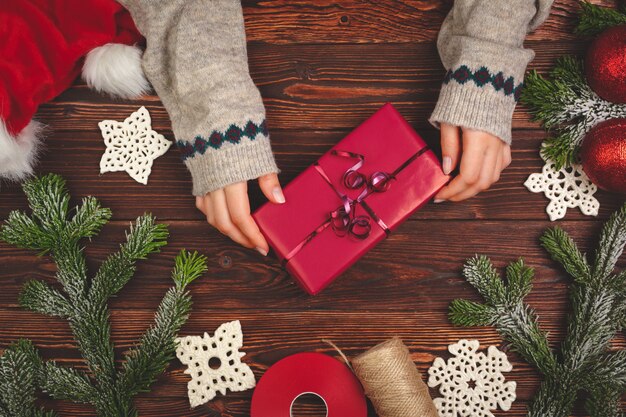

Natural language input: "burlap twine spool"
[351,337,438,417]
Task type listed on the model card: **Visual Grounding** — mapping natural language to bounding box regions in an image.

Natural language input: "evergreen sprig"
[0,340,56,417]
[522,57,626,169]
[576,1,626,37]
[0,174,208,417]
[450,203,626,417]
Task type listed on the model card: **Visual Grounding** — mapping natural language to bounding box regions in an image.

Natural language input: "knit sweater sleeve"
[429,0,554,144]
[117,0,278,196]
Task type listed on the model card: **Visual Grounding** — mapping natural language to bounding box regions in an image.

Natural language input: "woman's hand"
[434,123,511,202]
[195,173,285,255]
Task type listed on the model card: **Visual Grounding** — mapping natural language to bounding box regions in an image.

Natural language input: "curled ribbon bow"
[283,146,428,263]
[320,150,394,240]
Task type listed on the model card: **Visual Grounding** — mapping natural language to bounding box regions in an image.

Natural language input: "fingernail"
[442,156,452,175]
[433,199,445,204]
[256,247,268,256]
[273,187,286,204]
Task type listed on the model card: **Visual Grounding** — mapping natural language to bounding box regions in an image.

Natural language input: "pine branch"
[585,385,623,417]
[449,299,496,326]
[462,256,506,305]
[561,284,619,369]
[32,411,59,417]
[540,133,580,169]
[120,286,192,398]
[67,197,112,242]
[455,257,556,374]
[521,57,626,169]
[505,259,535,302]
[40,362,96,404]
[1,176,91,299]
[89,215,168,305]
[51,240,89,301]
[497,303,557,375]
[69,302,116,386]
[1,176,207,416]
[0,340,53,417]
[19,280,71,318]
[527,371,579,417]
[451,204,626,417]
[576,1,626,37]
[0,211,53,253]
[582,350,626,390]
[540,228,591,283]
[171,250,209,288]
[21,174,70,237]
[593,204,626,281]
[120,251,207,397]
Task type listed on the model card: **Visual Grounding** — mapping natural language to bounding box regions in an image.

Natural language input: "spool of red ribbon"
[250,353,368,417]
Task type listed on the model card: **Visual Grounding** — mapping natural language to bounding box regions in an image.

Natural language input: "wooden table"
[1,1,624,415]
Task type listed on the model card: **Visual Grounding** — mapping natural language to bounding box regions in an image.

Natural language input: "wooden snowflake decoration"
[98,106,171,184]
[176,321,256,408]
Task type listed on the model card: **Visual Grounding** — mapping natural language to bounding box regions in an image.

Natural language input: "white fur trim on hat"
[82,43,150,100]
[0,120,44,181]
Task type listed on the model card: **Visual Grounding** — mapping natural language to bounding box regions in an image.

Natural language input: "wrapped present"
[253,103,449,295]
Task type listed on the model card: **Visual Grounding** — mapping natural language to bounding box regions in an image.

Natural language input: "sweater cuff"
[180,126,279,196]
[429,76,519,145]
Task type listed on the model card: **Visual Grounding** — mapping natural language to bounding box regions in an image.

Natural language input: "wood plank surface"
[32,41,587,132]
[1,0,625,416]
[239,0,612,44]
[3,308,621,416]
[0,220,621,311]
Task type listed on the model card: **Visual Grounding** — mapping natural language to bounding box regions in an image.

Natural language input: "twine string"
[351,338,439,417]
[321,338,354,372]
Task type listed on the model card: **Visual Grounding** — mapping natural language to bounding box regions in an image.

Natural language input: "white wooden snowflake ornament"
[524,157,599,221]
[98,106,171,184]
[176,320,256,408]
[428,339,516,417]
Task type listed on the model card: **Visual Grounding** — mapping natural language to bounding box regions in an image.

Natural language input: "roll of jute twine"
[351,337,439,417]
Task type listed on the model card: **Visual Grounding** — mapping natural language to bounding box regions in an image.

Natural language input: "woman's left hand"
[434,123,511,202]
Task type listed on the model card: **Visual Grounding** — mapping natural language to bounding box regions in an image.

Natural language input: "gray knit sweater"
[120,0,553,196]
[430,0,554,144]
[118,0,278,196]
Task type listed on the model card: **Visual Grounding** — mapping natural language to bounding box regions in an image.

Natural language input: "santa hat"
[0,0,147,181]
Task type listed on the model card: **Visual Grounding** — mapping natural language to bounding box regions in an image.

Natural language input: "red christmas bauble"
[585,24,626,103]
[580,118,626,194]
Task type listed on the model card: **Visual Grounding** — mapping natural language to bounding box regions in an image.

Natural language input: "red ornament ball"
[585,24,626,103]
[580,118,626,194]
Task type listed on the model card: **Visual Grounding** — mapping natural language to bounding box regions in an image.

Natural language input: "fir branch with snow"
[0,174,208,417]
[521,56,626,169]
[449,203,626,417]
[576,1,626,37]
[0,340,57,417]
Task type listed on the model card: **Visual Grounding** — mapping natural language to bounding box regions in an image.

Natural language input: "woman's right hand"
[195,173,285,256]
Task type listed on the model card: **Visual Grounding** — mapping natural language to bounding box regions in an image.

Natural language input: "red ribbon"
[284,147,429,263]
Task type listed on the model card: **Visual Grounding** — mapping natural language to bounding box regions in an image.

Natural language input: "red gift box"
[253,103,449,295]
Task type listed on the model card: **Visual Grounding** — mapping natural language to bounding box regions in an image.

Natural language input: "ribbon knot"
[283,145,429,263]
[318,150,396,240]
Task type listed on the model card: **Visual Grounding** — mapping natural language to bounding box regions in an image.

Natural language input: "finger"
[210,188,254,248]
[259,173,285,204]
[195,196,206,215]
[225,182,269,255]
[435,135,485,202]
[440,123,462,175]
[492,149,503,184]
[502,145,512,169]
[434,175,470,202]
[203,195,215,225]
[448,144,499,202]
